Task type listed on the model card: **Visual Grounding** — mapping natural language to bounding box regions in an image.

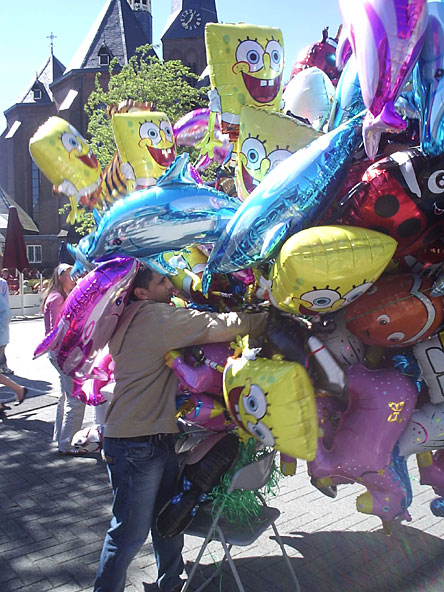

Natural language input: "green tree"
[85,45,208,168]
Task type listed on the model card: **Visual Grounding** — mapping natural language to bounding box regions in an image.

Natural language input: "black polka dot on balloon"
[397,218,422,238]
[370,226,391,236]
[374,195,400,218]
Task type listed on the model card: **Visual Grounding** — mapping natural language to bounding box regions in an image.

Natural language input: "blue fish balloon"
[414,0,444,157]
[202,112,365,291]
[328,55,365,131]
[69,154,241,274]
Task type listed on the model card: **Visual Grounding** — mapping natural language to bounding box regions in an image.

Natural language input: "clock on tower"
[180,8,202,30]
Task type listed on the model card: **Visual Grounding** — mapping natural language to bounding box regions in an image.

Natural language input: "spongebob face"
[29,116,101,197]
[112,111,176,180]
[236,106,321,198]
[269,226,398,316]
[205,23,284,131]
[223,355,318,459]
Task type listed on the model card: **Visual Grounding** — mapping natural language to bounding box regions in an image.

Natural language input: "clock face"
[180,8,202,30]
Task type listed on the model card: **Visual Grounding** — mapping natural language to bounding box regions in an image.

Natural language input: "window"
[98,47,110,67]
[33,88,42,100]
[27,245,42,264]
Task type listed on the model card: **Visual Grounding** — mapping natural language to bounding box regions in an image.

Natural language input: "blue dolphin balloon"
[69,154,241,274]
[203,112,365,291]
[414,0,444,157]
[328,55,365,131]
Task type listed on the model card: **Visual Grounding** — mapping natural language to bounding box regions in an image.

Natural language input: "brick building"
[0,0,216,272]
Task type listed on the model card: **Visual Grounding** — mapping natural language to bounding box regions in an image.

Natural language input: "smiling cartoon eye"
[377,314,390,326]
[247,421,275,446]
[61,132,82,153]
[241,137,267,171]
[343,282,373,304]
[236,40,265,72]
[115,297,123,307]
[139,121,161,145]
[242,384,267,419]
[265,40,283,72]
[428,170,444,194]
[160,120,173,142]
[387,331,405,343]
[301,288,341,309]
[267,148,292,172]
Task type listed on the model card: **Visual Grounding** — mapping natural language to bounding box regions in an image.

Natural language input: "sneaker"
[0,366,14,375]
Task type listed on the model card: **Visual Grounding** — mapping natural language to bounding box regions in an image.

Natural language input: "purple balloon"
[339,0,428,158]
[34,257,139,403]
[308,364,417,481]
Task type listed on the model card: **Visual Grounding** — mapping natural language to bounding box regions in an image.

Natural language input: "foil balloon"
[413,331,444,403]
[355,446,412,526]
[176,392,233,432]
[418,450,444,497]
[166,342,232,396]
[338,0,428,159]
[317,310,366,368]
[328,54,366,131]
[112,110,176,189]
[29,116,102,223]
[173,108,231,171]
[68,154,241,275]
[267,225,397,315]
[159,247,208,299]
[282,67,335,130]
[290,26,341,86]
[339,149,444,257]
[345,273,444,348]
[81,350,115,406]
[236,105,321,199]
[223,341,318,459]
[203,112,365,286]
[398,240,444,277]
[308,364,417,481]
[398,401,444,456]
[306,335,347,398]
[33,257,139,402]
[205,23,284,139]
[415,1,444,157]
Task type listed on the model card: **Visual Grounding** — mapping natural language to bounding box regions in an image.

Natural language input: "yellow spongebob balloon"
[29,116,102,223]
[268,226,397,315]
[112,111,176,189]
[236,105,321,199]
[223,343,318,459]
[161,247,208,297]
[205,23,284,140]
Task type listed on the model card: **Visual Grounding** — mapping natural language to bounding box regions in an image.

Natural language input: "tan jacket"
[105,300,267,438]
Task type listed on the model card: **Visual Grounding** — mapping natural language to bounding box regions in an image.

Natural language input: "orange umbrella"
[2,206,29,272]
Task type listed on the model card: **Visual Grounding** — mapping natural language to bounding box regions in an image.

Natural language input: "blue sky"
[0,0,342,131]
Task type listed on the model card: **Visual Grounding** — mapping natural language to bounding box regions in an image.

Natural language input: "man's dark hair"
[131,265,154,298]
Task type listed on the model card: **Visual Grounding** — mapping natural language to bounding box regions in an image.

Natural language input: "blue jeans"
[94,434,184,592]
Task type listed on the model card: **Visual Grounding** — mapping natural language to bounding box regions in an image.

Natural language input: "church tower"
[161,0,218,77]
[126,0,153,43]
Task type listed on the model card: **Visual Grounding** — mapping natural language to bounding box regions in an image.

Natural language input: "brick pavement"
[2,320,444,591]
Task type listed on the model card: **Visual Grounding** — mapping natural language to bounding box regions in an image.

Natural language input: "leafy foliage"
[85,45,209,168]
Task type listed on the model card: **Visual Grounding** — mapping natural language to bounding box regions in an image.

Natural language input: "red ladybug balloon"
[345,273,444,348]
[339,149,444,256]
[290,27,341,86]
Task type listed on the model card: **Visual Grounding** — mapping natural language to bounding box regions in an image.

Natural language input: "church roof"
[66,0,155,72]
[0,186,39,233]
[15,53,66,106]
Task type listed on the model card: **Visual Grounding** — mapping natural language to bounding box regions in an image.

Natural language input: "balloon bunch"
[31,2,444,535]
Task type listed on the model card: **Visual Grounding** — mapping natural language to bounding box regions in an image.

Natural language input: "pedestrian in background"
[42,263,87,456]
[0,268,14,374]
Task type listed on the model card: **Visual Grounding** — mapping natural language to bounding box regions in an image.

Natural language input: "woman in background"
[42,263,87,456]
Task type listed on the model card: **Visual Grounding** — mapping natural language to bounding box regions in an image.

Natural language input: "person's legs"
[152,436,184,591]
[94,436,183,592]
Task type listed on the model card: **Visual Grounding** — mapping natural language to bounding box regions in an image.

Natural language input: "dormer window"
[33,87,42,100]
[98,46,110,66]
